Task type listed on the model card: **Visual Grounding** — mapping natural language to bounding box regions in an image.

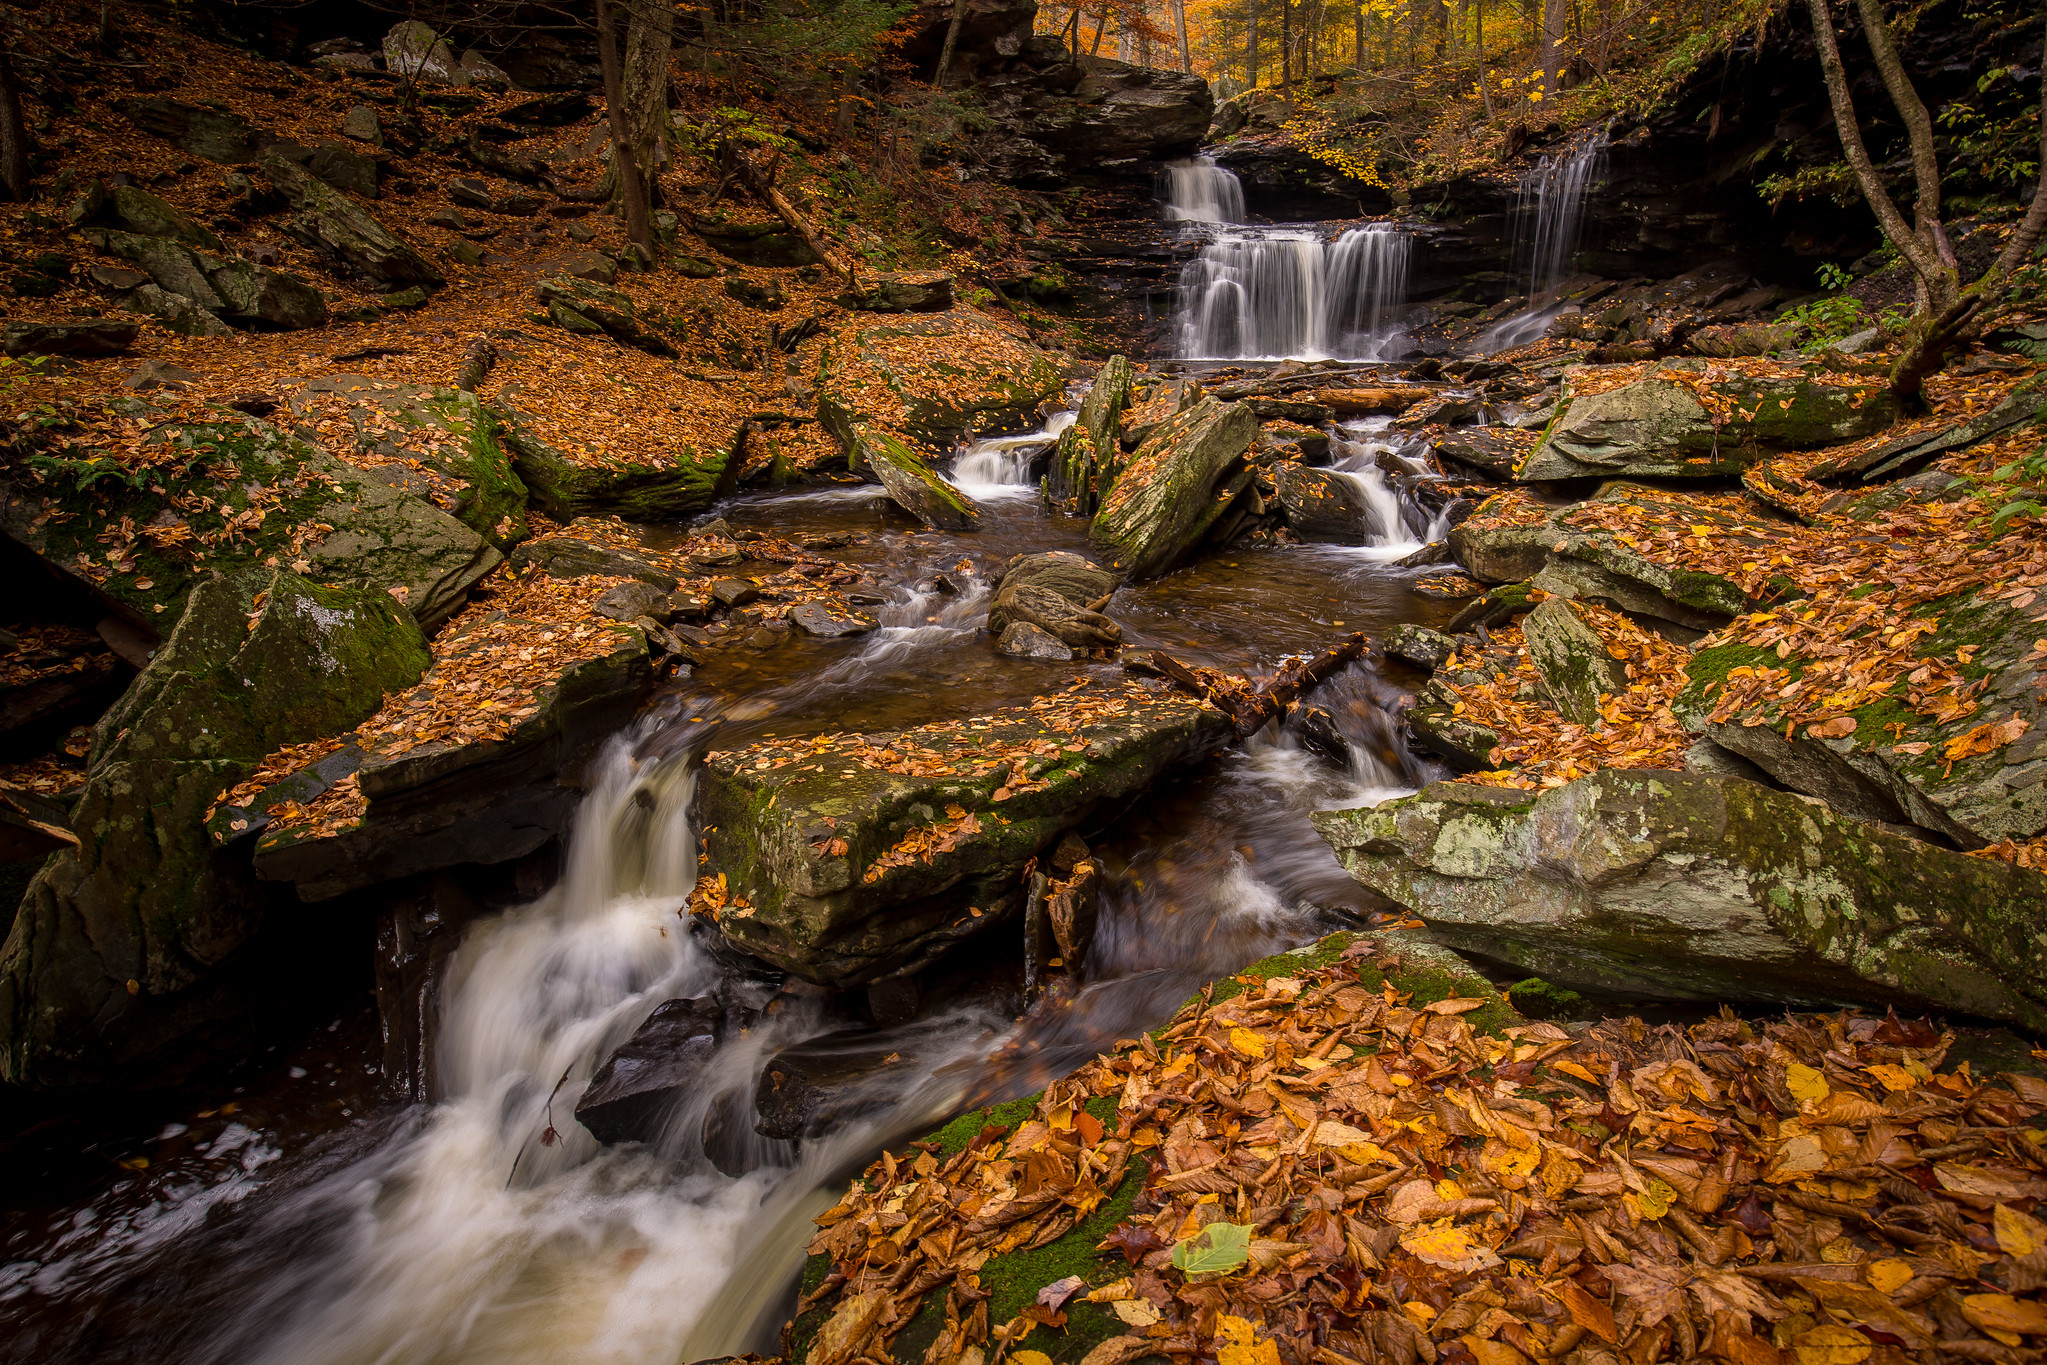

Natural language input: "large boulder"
[0,572,430,1088]
[574,995,723,1145]
[535,275,677,356]
[1272,463,1369,539]
[976,43,1214,185]
[1,320,138,357]
[844,423,981,530]
[1314,769,2047,1030]
[1518,359,1897,482]
[494,402,742,521]
[258,155,445,289]
[986,550,1120,648]
[1089,396,1257,579]
[92,230,327,330]
[117,97,272,164]
[817,308,1066,452]
[693,682,1231,983]
[1521,597,1624,725]
[107,185,222,249]
[383,20,466,86]
[1675,586,2047,848]
[1044,354,1132,515]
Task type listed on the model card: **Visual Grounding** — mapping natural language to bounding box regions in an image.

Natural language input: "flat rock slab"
[1314,768,2047,1030]
[816,308,1066,451]
[1090,396,1257,580]
[694,681,1231,983]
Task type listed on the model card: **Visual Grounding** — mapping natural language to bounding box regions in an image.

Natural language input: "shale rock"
[1046,354,1133,515]
[695,683,1231,983]
[975,46,1214,185]
[1315,769,2047,1030]
[258,155,445,288]
[92,229,328,330]
[1384,624,1456,670]
[0,571,429,1088]
[118,97,272,164]
[1,319,139,357]
[816,308,1065,452]
[122,284,234,337]
[995,621,1074,660]
[535,275,677,356]
[106,185,222,249]
[494,402,741,521]
[1090,396,1257,579]
[1521,598,1625,724]
[842,423,981,530]
[1272,463,1367,539]
[1518,360,1897,481]
[788,601,879,637]
[845,271,954,313]
[575,996,723,1145]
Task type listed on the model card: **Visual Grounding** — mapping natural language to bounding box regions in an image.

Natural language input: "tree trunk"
[1474,0,1494,116]
[1853,0,1956,280]
[596,0,653,251]
[1538,0,1567,96]
[1175,0,1191,70]
[1246,0,1260,85]
[622,0,676,210]
[0,37,29,203]
[1092,4,1109,55]
[935,0,971,86]
[1280,0,1293,112]
[1353,0,1364,71]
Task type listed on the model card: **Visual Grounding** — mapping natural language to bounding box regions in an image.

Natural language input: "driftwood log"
[728,144,855,286]
[1312,386,1435,414]
[1150,631,1372,736]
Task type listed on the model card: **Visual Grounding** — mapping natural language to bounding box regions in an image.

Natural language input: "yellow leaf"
[1865,1258,1912,1294]
[1229,1028,1267,1059]
[1995,1203,2047,1258]
[1791,1324,1871,1364]
[1216,1314,1280,1365]
[1964,1293,2047,1335]
[1634,1176,1676,1219]
[1014,1352,1056,1365]
[1862,1063,1917,1092]
[1785,1063,1830,1106]
[1111,1300,1161,1328]
[1551,1059,1600,1084]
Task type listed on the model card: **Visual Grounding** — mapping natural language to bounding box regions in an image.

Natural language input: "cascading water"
[949,411,1076,498]
[1323,420,1454,562]
[1477,134,1609,352]
[1159,156,1246,224]
[1171,224,1413,361]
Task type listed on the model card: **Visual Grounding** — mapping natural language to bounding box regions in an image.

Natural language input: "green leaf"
[1169,1221,1252,1278]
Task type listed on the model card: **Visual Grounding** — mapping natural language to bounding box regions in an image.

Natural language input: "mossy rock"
[846,423,981,530]
[1089,397,1257,581]
[1046,355,1132,515]
[0,403,501,631]
[816,309,1067,452]
[492,401,743,521]
[0,570,431,1089]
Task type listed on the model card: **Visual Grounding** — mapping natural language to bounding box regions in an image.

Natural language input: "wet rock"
[106,184,222,249]
[1432,428,1528,481]
[506,527,678,588]
[258,155,445,288]
[996,621,1074,660]
[788,601,878,637]
[844,423,982,530]
[1519,359,1897,481]
[1406,678,1499,771]
[722,276,786,311]
[117,96,271,164]
[1,319,138,357]
[844,271,954,313]
[976,49,1213,185]
[696,682,1232,983]
[1090,396,1258,580]
[575,996,723,1144]
[1384,624,1456,670]
[1314,769,2047,1031]
[711,578,761,607]
[308,142,380,199]
[1047,354,1133,515]
[1521,598,1625,725]
[1675,587,2047,848]
[535,274,676,356]
[1444,581,1539,633]
[592,581,670,622]
[0,571,430,1088]
[754,1027,913,1140]
[1272,464,1367,539]
[990,585,1117,651]
[494,401,740,521]
[817,308,1065,451]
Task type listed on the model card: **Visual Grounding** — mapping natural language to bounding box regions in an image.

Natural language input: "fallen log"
[1312,386,1435,414]
[1150,631,1371,736]
[727,144,855,287]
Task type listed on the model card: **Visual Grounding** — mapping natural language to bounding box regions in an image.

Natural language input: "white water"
[1171,224,1412,361]
[1477,134,1609,352]
[1322,420,1453,563]
[1160,156,1247,224]
[949,410,1076,499]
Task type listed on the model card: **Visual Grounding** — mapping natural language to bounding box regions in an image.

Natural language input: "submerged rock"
[0,572,429,1088]
[693,682,1231,983]
[1519,360,1896,482]
[1090,396,1257,580]
[1315,769,2047,1029]
[575,996,723,1145]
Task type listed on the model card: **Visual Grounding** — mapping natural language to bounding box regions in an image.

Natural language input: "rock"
[66,177,108,228]
[1090,396,1257,580]
[995,621,1073,660]
[258,155,445,288]
[561,250,616,284]
[308,142,380,199]
[1675,586,2047,848]
[1384,624,1456,670]
[448,176,493,209]
[1519,359,1897,481]
[1521,598,1625,725]
[458,49,515,91]
[1445,581,1539,633]
[711,578,761,607]
[976,49,1214,186]
[497,404,742,522]
[988,584,1118,650]
[695,681,1231,983]
[575,996,723,1144]
[1272,463,1367,539]
[723,275,786,311]
[534,275,677,356]
[1406,678,1499,771]
[506,525,679,588]
[117,97,271,164]
[1046,354,1133,515]
[0,405,501,631]
[670,254,719,279]
[1812,376,2047,485]
[691,212,819,268]
[0,571,430,1088]
[342,105,383,147]
[817,308,1065,451]
[1314,770,2047,1031]
[446,240,486,268]
[845,271,954,312]
[123,360,202,390]
[107,184,221,249]
[753,1027,917,1140]
[1432,428,1530,481]
[991,550,1120,605]
[1687,321,1800,357]
[844,423,982,530]
[384,20,466,86]
[1683,737,1776,784]
[122,284,235,337]
[250,616,651,901]
[501,92,597,125]
[788,601,879,637]
[592,581,670,623]
[1447,496,1552,583]
[1,319,139,357]
[88,265,149,290]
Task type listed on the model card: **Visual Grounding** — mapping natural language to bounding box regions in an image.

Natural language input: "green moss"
[1507,977,1589,1020]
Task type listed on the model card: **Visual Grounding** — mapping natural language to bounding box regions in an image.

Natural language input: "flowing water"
[2,173,1483,1365]
[1477,134,1609,352]
[1162,159,1413,361]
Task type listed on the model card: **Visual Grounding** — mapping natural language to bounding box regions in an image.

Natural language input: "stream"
[2,160,1515,1365]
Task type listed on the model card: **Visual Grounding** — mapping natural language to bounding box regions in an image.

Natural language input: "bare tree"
[0,32,32,201]
[1807,0,2047,404]
[1174,0,1191,71]
[1246,0,1260,85]
[935,0,971,85]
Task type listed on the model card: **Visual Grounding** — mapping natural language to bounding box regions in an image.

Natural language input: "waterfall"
[1324,422,1451,562]
[949,410,1076,498]
[1171,224,1412,361]
[1160,156,1246,224]
[1477,134,1608,352]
